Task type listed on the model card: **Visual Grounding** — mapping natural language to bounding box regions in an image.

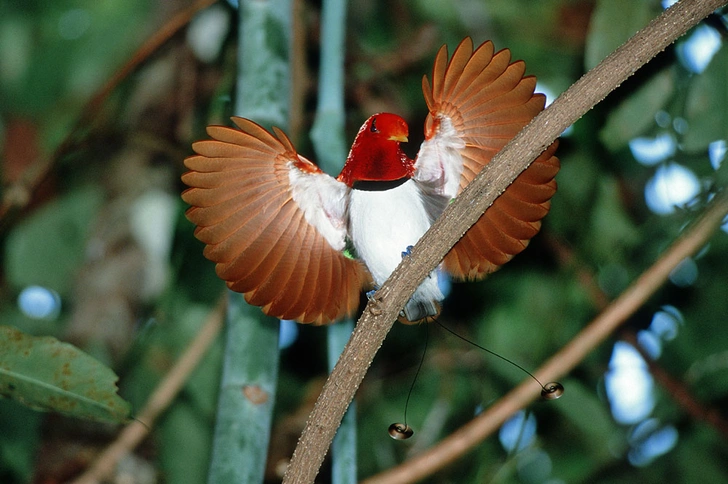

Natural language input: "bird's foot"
[401,245,414,259]
[366,286,383,316]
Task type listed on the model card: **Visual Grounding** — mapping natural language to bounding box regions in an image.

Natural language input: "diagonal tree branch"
[282,0,728,482]
[363,189,728,484]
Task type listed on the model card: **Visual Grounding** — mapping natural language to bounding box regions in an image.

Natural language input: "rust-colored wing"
[415,38,560,279]
[181,117,371,324]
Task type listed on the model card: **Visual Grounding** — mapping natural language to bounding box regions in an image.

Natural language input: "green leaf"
[0,400,43,483]
[683,43,728,152]
[585,0,658,70]
[589,177,641,263]
[159,401,214,484]
[0,325,131,423]
[600,67,675,151]
[5,185,104,295]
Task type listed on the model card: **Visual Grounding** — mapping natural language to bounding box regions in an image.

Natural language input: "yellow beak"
[389,134,408,142]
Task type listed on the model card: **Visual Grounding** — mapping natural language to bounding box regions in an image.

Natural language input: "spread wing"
[414,38,560,279]
[181,117,371,324]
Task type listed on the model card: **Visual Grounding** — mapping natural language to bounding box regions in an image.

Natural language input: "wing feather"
[308,242,332,322]
[216,199,297,283]
[448,41,495,103]
[441,40,475,101]
[239,213,311,318]
[415,38,560,280]
[182,117,370,324]
[185,180,281,225]
[245,208,301,307]
[198,190,287,254]
[456,63,526,113]
[283,224,320,320]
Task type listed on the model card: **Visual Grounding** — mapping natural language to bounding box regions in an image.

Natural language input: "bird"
[181,37,559,325]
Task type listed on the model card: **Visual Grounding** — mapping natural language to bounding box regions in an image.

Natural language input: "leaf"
[0,325,131,423]
[159,401,214,484]
[551,380,623,483]
[585,0,658,70]
[589,177,641,262]
[0,400,43,483]
[588,0,671,152]
[599,67,675,151]
[683,43,728,152]
[5,185,104,295]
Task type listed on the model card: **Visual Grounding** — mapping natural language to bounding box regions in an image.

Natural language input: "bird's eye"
[370,118,379,133]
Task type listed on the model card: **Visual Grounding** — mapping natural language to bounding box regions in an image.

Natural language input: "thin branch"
[623,330,728,439]
[0,0,217,223]
[282,0,728,482]
[69,296,226,484]
[364,189,728,484]
[550,234,728,440]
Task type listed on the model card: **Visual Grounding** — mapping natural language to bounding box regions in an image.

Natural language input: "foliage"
[1,0,727,482]
[0,325,130,423]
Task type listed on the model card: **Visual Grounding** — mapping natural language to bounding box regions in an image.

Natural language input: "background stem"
[310,1,357,481]
[207,1,291,482]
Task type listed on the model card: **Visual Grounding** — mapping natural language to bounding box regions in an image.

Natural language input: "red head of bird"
[338,113,415,187]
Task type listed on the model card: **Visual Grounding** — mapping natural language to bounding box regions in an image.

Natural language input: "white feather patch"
[414,115,465,199]
[288,161,349,251]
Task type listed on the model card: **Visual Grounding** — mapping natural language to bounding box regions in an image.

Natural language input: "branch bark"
[282,0,728,482]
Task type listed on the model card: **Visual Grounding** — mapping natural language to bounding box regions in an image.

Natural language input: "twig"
[0,0,217,223]
[550,234,728,440]
[622,330,728,439]
[363,189,728,484]
[69,296,226,484]
[282,1,728,482]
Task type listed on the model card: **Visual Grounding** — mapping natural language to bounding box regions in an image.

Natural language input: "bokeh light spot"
[654,110,671,128]
[709,140,726,170]
[187,4,231,63]
[677,24,722,74]
[629,133,675,166]
[644,163,700,215]
[628,419,679,467]
[18,285,61,320]
[637,329,662,359]
[669,257,698,287]
[650,306,683,341]
[278,319,299,349]
[605,342,655,424]
[499,410,537,453]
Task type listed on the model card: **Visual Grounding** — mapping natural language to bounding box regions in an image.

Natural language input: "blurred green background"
[1,0,727,482]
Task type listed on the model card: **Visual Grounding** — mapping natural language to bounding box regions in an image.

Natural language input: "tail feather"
[400,298,441,324]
